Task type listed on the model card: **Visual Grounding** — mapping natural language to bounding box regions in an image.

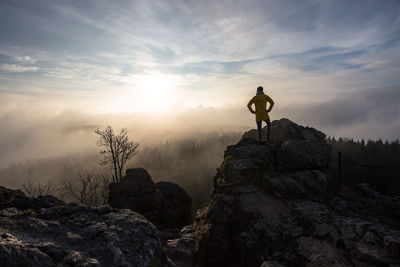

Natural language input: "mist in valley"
[0,131,242,211]
[1,85,399,211]
[0,106,245,211]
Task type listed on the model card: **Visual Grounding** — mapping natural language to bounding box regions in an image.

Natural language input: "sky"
[0,0,400,166]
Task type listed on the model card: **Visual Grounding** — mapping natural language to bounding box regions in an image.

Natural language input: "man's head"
[257,86,263,92]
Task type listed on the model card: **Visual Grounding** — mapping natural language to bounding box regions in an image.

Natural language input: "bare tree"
[95,126,139,182]
[60,172,111,206]
[22,180,57,198]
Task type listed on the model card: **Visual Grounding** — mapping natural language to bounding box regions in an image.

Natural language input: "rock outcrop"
[108,168,192,229]
[156,181,192,228]
[0,187,166,266]
[166,118,400,267]
[0,186,64,210]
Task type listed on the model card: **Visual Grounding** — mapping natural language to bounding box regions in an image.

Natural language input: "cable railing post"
[335,151,400,188]
[338,151,342,186]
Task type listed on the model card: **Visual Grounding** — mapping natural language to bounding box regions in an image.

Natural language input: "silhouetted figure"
[247,86,274,144]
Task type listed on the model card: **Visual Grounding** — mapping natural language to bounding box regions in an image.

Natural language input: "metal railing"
[337,151,400,185]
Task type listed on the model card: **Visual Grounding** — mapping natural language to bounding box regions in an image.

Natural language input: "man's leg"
[265,119,271,141]
[256,121,262,142]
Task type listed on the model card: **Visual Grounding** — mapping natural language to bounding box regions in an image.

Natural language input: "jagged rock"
[3,195,64,211]
[0,186,64,211]
[0,198,167,266]
[156,181,192,227]
[165,225,199,267]
[242,118,326,142]
[276,139,331,171]
[0,232,55,267]
[260,261,285,267]
[0,186,25,204]
[167,118,400,267]
[60,251,100,266]
[108,168,166,225]
[109,168,192,229]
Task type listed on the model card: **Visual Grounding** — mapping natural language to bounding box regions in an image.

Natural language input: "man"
[247,86,274,144]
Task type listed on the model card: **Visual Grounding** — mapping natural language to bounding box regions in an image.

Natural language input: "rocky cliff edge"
[166,118,400,267]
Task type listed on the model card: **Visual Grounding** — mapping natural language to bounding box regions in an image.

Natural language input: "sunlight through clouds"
[121,73,181,113]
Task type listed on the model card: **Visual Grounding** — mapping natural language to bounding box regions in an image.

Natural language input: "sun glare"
[106,73,181,114]
[138,74,169,99]
[135,74,179,113]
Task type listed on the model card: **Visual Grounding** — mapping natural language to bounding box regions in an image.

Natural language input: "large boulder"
[0,194,167,266]
[108,168,192,229]
[108,168,166,225]
[156,181,192,227]
[166,118,400,267]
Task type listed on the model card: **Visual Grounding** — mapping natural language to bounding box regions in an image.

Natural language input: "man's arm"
[267,96,274,112]
[247,98,255,113]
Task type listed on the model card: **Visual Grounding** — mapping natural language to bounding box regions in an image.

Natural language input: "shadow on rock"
[108,168,192,229]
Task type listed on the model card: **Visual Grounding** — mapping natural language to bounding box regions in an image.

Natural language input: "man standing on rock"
[247,86,274,144]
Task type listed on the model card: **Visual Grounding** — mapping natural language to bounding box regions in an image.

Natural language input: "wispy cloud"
[0,64,38,72]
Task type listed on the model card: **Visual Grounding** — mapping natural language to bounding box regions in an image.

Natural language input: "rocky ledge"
[0,187,167,266]
[166,118,400,267]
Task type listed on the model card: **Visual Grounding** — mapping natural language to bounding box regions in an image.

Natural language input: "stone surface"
[0,199,167,266]
[109,168,192,229]
[0,186,64,211]
[165,225,200,267]
[0,186,25,204]
[242,118,326,142]
[166,118,400,267]
[156,181,192,227]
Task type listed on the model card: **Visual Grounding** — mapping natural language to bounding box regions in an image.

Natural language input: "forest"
[327,137,400,195]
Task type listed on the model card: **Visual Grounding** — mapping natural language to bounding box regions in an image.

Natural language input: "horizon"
[1,0,400,167]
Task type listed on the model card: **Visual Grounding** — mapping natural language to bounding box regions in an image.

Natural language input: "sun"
[135,73,179,113]
[101,73,181,114]
[138,74,169,99]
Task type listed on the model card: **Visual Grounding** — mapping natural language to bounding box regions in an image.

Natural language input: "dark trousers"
[256,119,271,142]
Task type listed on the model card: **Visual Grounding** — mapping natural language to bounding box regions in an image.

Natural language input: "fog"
[286,86,400,141]
[0,86,399,210]
[0,103,249,210]
[0,111,243,210]
[0,107,250,169]
[1,86,398,168]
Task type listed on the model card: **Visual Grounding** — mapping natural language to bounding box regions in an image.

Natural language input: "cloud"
[15,56,37,64]
[284,86,400,140]
[0,64,38,72]
[1,1,398,80]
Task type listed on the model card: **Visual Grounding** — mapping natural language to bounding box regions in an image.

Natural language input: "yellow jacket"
[247,93,274,121]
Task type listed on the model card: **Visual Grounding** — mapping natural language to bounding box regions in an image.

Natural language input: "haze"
[1,0,400,169]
